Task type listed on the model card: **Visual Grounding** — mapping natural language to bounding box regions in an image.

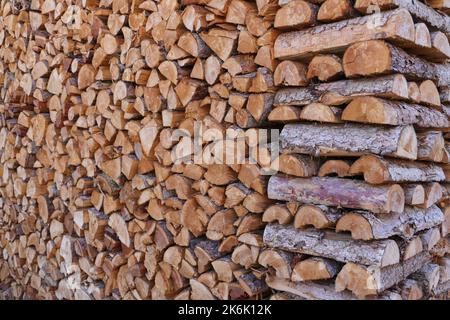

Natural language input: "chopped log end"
[336,213,374,241]
[294,205,335,229]
[318,159,352,177]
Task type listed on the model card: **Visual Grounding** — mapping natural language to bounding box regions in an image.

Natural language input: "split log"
[317,0,355,22]
[262,204,293,224]
[299,103,342,123]
[343,40,449,86]
[291,257,342,281]
[274,9,415,60]
[403,184,425,205]
[318,159,353,177]
[258,249,295,278]
[349,154,446,184]
[411,263,441,294]
[264,223,401,267]
[277,153,319,177]
[417,131,445,162]
[274,0,318,30]
[335,205,444,240]
[342,97,448,128]
[280,123,417,160]
[335,251,431,298]
[354,0,450,38]
[273,61,308,87]
[306,55,343,82]
[268,106,302,122]
[275,74,409,106]
[266,275,402,300]
[294,204,343,229]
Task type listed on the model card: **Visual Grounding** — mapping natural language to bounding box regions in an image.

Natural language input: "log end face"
[343,40,391,78]
[336,213,374,240]
[335,263,378,297]
[295,205,330,229]
[349,155,387,184]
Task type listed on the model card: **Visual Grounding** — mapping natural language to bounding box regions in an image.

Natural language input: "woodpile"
[0,0,448,301]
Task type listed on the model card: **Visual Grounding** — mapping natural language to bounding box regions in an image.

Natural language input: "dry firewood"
[231,244,259,268]
[258,249,295,278]
[318,159,353,177]
[277,153,319,177]
[317,0,355,22]
[264,223,400,267]
[427,0,450,13]
[280,123,417,160]
[235,271,268,297]
[403,184,425,205]
[294,204,343,229]
[307,54,343,82]
[262,204,293,224]
[274,0,318,30]
[410,263,441,294]
[300,103,343,123]
[349,154,446,184]
[335,251,431,298]
[417,131,445,162]
[267,105,302,122]
[397,236,423,261]
[273,61,308,87]
[408,82,421,103]
[274,9,415,60]
[396,279,424,300]
[275,74,409,106]
[335,205,444,240]
[211,256,239,282]
[342,97,448,128]
[419,80,441,108]
[343,40,449,86]
[190,279,216,300]
[291,257,342,281]
[354,0,450,38]
[222,55,257,77]
[417,182,443,209]
[419,227,441,251]
[266,275,402,300]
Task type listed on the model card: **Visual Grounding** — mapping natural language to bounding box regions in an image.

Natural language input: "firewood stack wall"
[0,0,449,300]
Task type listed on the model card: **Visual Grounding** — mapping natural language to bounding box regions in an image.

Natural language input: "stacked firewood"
[260,0,450,300]
[0,0,280,300]
[0,0,449,300]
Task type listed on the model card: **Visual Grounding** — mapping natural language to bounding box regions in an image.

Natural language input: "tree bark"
[264,223,400,266]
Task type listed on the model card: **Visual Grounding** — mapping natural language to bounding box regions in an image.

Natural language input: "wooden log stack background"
[0,0,449,300]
